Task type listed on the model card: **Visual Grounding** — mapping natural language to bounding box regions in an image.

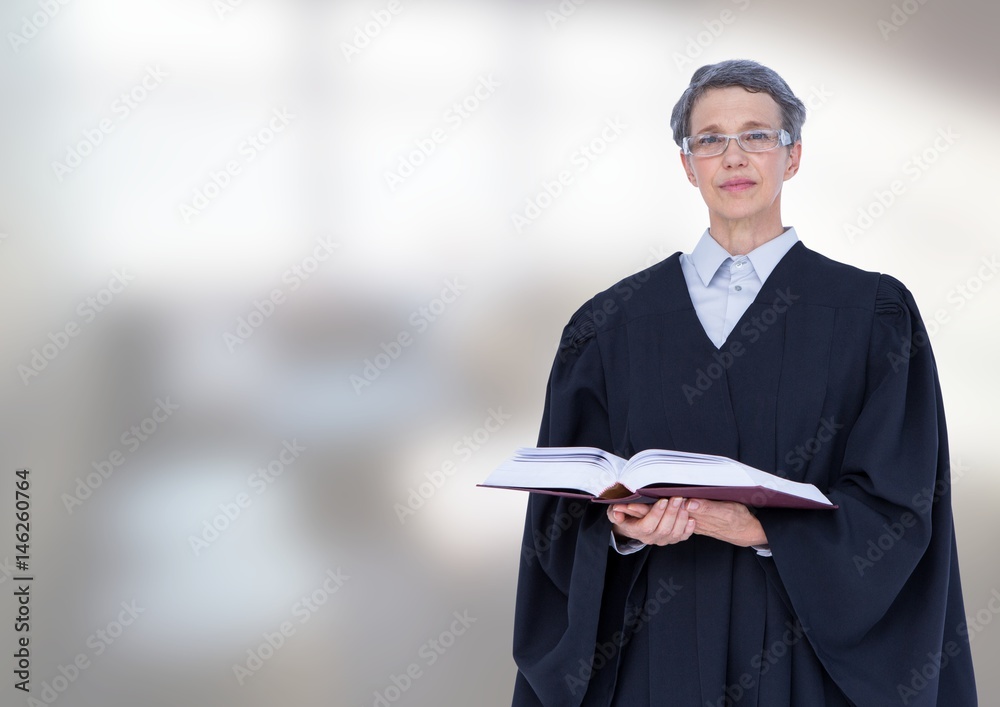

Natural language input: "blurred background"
[0,0,997,704]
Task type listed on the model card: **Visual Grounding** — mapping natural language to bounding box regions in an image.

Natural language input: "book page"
[481,447,627,496]
[621,449,831,505]
[621,454,750,490]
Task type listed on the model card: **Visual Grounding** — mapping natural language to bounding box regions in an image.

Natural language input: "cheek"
[758,158,789,185]
[690,165,714,188]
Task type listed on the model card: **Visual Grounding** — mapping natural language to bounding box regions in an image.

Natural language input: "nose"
[721,137,749,165]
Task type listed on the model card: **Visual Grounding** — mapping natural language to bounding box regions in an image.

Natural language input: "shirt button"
[734,285,742,291]
[736,261,744,268]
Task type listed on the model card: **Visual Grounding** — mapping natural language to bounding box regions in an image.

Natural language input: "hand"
[606,497,696,546]
[683,499,768,547]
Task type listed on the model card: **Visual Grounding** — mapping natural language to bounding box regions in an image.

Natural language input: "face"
[680,86,801,230]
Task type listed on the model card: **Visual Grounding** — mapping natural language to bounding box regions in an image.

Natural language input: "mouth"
[720,178,756,192]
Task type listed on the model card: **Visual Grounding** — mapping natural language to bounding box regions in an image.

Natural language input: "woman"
[511,59,977,706]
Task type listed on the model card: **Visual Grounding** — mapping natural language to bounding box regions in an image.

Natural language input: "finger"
[607,504,647,525]
[610,499,661,541]
[684,499,729,526]
[608,508,651,543]
[680,516,696,540]
[642,498,698,546]
[639,498,680,537]
[653,497,691,540]
[642,498,670,525]
[618,503,652,518]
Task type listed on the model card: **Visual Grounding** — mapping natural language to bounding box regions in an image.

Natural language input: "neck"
[707,214,787,256]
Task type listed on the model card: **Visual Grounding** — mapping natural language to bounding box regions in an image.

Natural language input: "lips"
[720,178,756,192]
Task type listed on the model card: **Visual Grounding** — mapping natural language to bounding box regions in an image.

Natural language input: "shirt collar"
[689,227,799,287]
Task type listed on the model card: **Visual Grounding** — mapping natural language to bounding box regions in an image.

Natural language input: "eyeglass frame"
[681,128,793,156]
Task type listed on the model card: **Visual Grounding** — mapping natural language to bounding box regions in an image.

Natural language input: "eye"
[744,131,770,142]
[697,134,723,145]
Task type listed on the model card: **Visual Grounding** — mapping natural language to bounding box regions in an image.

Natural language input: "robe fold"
[511,242,977,707]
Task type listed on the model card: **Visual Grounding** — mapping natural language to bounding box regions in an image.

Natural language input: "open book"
[480,447,836,510]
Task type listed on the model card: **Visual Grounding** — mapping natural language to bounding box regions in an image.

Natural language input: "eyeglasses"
[682,128,792,156]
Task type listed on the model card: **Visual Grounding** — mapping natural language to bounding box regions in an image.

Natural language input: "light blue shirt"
[611,227,799,557]
[681,227,799,348]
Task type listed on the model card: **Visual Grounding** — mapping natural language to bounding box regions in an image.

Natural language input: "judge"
[510,60,978,706]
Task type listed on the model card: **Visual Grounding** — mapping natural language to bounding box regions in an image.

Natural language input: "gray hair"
[670,59,806,147]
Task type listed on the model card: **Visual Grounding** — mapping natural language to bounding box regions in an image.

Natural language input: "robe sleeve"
[755,275,978,706]
[511,302,620,707]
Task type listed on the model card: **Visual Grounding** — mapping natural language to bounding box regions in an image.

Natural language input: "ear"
[783,141,802,181]
[680,150,698,186]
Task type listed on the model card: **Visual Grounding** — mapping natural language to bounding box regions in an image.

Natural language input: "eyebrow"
[692,120,774,134]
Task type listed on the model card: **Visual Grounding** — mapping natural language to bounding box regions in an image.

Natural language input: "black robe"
[511,242,978,706]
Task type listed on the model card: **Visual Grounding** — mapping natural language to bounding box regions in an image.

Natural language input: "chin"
[710,204,763,221]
